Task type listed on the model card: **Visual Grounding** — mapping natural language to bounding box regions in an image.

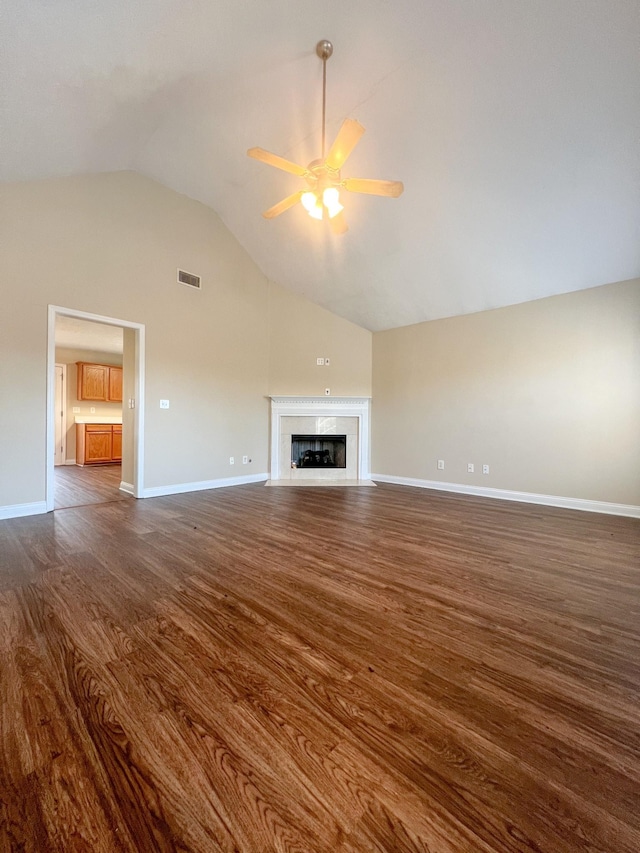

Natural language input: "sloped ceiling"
[3,1,639,330]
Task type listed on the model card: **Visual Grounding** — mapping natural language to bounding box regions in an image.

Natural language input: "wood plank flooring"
[1,483,639,852]
[54,464,130,510]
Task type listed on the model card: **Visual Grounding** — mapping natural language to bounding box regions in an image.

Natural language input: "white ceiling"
[55,316,123,355]
[3,1,639,331]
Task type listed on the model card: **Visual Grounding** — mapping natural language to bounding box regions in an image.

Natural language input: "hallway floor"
[54,464,130,510]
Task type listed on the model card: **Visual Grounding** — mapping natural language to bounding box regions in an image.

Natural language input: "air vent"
[178,269,201,289]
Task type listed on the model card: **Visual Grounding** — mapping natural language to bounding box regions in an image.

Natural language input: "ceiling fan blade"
[329,211,348,234]
[325,119,365,170]
[247,147,308,177]
[262,191,303,219]
[342,178,404,198]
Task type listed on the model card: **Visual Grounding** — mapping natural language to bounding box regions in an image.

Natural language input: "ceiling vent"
[178,269,201,289]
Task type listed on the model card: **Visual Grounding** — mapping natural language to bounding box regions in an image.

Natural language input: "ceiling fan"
[247,39,404,234]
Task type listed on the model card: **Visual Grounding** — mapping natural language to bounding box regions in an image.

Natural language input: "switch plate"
[316,357,325,365]
[437,459,445,470]
[467,463,474,473]
[160,399,170,409]
[483,464,490,474]
[324,357,330,366]
[242,455,248,464]
[229,457,234,465]
[90,407,96,413]
[72,406,80,413]
[128,398,135,409]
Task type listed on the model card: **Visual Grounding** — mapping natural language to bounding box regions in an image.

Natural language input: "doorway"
[46,306,145,512]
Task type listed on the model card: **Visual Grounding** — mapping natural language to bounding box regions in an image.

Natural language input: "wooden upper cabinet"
[77,362,123,402]
[77,362,108,400]
[108,367,123,403]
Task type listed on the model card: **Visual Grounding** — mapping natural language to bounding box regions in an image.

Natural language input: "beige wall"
[0,171,372,509]
[372,279,640,506]
[55,348,123,461]
[267,280,372,397]
[2,169,635,513]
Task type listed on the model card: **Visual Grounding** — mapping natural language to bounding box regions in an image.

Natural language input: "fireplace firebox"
[291,434,346,469]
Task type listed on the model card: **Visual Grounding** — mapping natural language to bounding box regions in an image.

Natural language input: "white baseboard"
[143,472,269,499]
[119,481,135,496]
[371,474,640,519]
[0,501,48,520]
[64,458,76,466]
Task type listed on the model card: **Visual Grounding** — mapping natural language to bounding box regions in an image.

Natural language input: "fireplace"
[292,435,346,469]
[269,397,371,481]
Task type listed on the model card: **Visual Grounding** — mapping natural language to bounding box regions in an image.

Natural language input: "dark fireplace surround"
[291,434,346,469]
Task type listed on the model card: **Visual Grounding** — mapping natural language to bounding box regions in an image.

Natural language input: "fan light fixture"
[301,187,344,220]
[247,39,404,234]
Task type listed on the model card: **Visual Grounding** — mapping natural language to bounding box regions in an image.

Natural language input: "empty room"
[1,2,639,851]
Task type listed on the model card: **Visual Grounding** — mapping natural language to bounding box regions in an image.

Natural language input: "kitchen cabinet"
[76,362,123,402]
[108,367,123,403]
[112,425,122,462]
[76,423,122,465]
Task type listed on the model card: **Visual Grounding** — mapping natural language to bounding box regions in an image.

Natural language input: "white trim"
[64,458,77,466]
[47,306,146,511]
[0,501,48,521]
[371,474,640,518]
[143,472,269,498]
[54,363,67,466]
[270,396,371,481]
[119,481,135,496]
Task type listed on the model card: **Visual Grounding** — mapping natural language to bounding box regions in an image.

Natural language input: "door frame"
[46,305,146,511]
[54,363,67,466]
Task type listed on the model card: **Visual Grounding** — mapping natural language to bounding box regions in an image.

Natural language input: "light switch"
[160,399,170,409]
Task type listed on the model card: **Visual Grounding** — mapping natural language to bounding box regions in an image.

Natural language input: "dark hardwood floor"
[54,463,131,510]
[1,483,639,852]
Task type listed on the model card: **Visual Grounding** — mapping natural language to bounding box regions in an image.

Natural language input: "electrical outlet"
[229,456,234,465]
[437,459,445,470]
[482,464,490,474]
[160,399,170,409]
[72,406,80,413]
[325,388,330,395]
[467,463,474,473]
[242,455,248,464]
[90,407,96,413]
[316,357,325,365]
[324,357,330,366]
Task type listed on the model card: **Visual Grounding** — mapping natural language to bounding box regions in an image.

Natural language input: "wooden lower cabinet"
[76,423,122,465]
[112,425,122,462]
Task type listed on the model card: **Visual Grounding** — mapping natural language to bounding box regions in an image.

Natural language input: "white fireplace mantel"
[269,396,371,481]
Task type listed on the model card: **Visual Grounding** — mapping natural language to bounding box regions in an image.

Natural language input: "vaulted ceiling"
[3,1,639,330]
